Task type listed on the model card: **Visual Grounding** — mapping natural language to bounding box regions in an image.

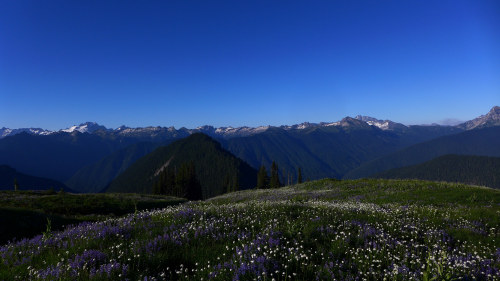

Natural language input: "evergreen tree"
[164,168,176,196]
[297,167,303,184]
[232,173,239,192]
[184,162,203,200]
[224,174,231,193]
[257,165,269,189]
[153,180,161,194]
[270,161,281,188]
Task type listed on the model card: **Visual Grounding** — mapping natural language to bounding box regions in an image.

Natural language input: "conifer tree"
[165,168,176,195]
[270,161,281,188]
[184,162,203,201]
[257,165,269,189]
[232,173,239,192]
[297,167,303,184]
[153,180,161,194]
[224,174,231,193]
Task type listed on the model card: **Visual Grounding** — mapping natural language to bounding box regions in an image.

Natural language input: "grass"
[0,179,498,280]
[0,191,186,244]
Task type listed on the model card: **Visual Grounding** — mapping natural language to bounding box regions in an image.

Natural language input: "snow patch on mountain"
[2,106,498,139]
[355,115,407,131]
[0,127,54,138]
[61,122,108,133]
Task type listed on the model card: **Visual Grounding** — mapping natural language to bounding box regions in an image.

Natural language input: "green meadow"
[1,179,498,280]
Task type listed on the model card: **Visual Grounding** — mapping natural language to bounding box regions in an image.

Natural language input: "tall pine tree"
[184,162,203,201]
[257,165,269,189]
[297,167,303,184]
[151,162,202,200]
[270,161,281,189]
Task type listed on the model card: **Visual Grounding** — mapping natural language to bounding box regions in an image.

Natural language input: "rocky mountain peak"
[458,106,500,130]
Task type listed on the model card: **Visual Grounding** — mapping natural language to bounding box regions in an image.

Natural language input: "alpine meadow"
[1,1,499,280]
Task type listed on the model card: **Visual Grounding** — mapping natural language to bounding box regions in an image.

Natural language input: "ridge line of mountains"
[1,106,499,197]
[2,106,499,139]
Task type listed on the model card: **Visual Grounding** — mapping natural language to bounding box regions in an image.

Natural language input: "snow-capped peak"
[0,127,54,138]
[354,115,407,131]
[61,122,108,134]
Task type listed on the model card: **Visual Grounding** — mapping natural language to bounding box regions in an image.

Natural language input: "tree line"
[153,160,304,200]
[152,162,203,200]
[256,161,304,189]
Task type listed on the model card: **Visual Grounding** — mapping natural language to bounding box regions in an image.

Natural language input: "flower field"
[1,179,499,280]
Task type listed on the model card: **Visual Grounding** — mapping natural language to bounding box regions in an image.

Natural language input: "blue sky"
[1,1,499,130]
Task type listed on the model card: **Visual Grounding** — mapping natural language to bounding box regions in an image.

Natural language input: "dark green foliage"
[256,165,269,189]
[345,126,500,179]
[0,165,72,192]
[232,174,239,192]
[0,191,185,244]
[222,172,240,193]
[107,133,257,199]
[297,167,303,184]
[153,167,178,196]
[374,154,500,189]
[174,162,202,200]
[270,161,281,188]
[0,207,81,245]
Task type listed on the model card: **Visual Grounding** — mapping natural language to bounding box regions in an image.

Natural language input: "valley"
[1,107,499,280]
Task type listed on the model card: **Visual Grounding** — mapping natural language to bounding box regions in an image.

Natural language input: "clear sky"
[1,1,499,130]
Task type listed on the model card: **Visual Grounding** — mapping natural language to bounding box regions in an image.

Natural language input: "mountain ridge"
[0,165,73,192]
[106,133,258,199]
[373,154,500,189]
[345,126,500,179]
[3,105,498,139]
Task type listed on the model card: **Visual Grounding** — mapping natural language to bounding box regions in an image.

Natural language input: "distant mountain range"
[344,126,500,179]
[373,154,500,189]
[3,106,498,140]
[0,106,499,196]
[0,165,72,192]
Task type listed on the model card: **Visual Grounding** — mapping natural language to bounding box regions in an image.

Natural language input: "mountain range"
[373,154,500,189]
[0,165,71,192]
[1,106,499,195]
[4,107,496,140]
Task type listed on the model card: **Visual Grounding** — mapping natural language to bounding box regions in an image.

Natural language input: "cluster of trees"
[152,162,203,200]
[223,173,240,193]
[256,161,303,189]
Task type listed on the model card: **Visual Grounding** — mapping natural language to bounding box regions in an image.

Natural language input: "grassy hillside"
[2,179,498,280]
[107,133,257,199]
[0,191,185,245]
[345,126,500,179]
[374,154,500,189]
